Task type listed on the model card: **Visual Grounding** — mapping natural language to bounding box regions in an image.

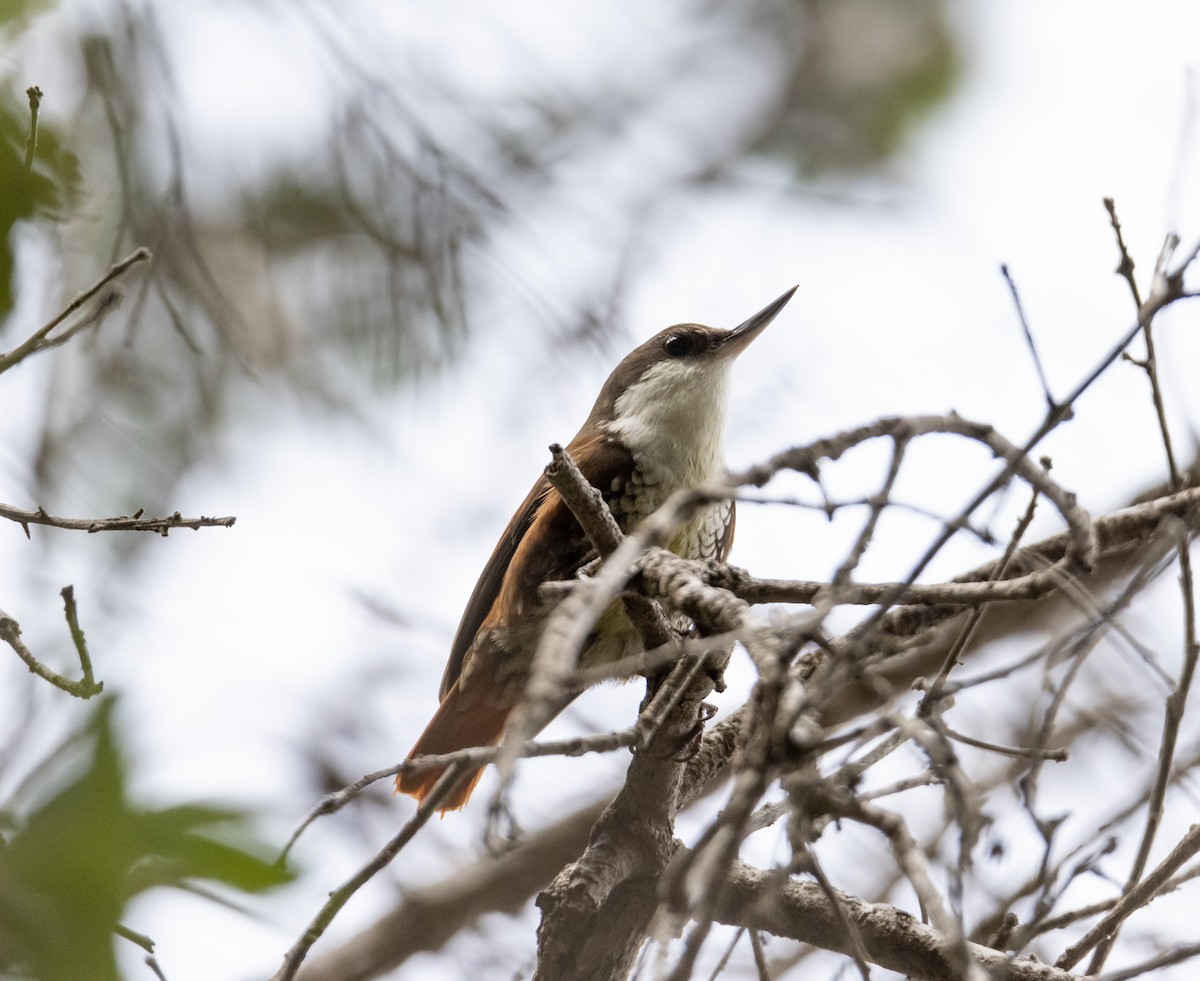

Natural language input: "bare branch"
[713,861,1081,981]
[545,442,624,554]
[0,503,236,537]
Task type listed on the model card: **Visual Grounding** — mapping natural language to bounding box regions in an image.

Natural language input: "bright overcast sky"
[2,2,1199,979]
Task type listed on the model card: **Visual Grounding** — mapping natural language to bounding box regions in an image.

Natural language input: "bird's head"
[584,286,797,477]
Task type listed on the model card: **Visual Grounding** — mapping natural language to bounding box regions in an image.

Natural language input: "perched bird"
[398,287,797,809]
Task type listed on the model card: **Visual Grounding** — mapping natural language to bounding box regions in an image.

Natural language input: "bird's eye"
[663,334,692,357]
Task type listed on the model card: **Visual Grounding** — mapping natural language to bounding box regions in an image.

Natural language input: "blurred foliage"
[751,0,959,173]
[2,0,958,525]
[0,87,80,321]
[0,0,54,35]
[0,700,292,981]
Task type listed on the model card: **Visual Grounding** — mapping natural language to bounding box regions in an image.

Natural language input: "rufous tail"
[396,678,513,811]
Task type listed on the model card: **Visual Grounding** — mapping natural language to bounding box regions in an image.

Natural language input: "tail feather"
[396,678,513,811]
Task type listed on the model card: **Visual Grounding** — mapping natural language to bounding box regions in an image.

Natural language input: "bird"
[397,286,797,810]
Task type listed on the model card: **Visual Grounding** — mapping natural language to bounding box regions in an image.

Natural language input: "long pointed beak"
[717,285,798,359]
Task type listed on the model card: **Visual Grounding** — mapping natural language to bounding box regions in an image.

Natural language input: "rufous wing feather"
[396,677,513,810]
[438,479,551,700]
[400,431,638,812]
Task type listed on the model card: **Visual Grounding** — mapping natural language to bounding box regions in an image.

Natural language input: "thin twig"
[1094,942,1200,981]
[740,491,997,544]
[115,923,155,954]
[703,927,745,981]
[1057,824,1200,970]
[1103,198,1143,308]
[1085,228,1200,974]
[918,472,1045,717]
[0,594,104,699]
[0,247,152,375]
[936,722,1068,762]
[270,764,473,981]
[842,796,978,978]
[278,727,638,864]
[748,928,773,981]
[0,503,235,538]
[116,925,170,981]
[829,434,908,587]
[1002,263,1055,406]
[790,839,872,980]
[60,586,98,693]
[1011,860,1200,947]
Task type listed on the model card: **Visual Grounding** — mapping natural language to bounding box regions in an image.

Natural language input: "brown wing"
[440,477,551,699]
[438,430,637,699]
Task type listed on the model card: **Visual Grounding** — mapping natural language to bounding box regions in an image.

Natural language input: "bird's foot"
[640,699,717,760]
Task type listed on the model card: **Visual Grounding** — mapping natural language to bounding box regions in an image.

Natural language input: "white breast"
[605,357,732,490]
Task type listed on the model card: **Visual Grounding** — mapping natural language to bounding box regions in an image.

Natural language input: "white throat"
[605,358,731,487]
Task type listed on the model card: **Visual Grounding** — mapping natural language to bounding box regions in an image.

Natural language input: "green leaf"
[0,701,295,981]
[138,804,293,895]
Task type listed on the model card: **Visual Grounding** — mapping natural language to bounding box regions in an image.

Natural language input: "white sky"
[2,1,1200,979]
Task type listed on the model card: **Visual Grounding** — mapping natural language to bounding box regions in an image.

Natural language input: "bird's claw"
[641,699,716,760]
